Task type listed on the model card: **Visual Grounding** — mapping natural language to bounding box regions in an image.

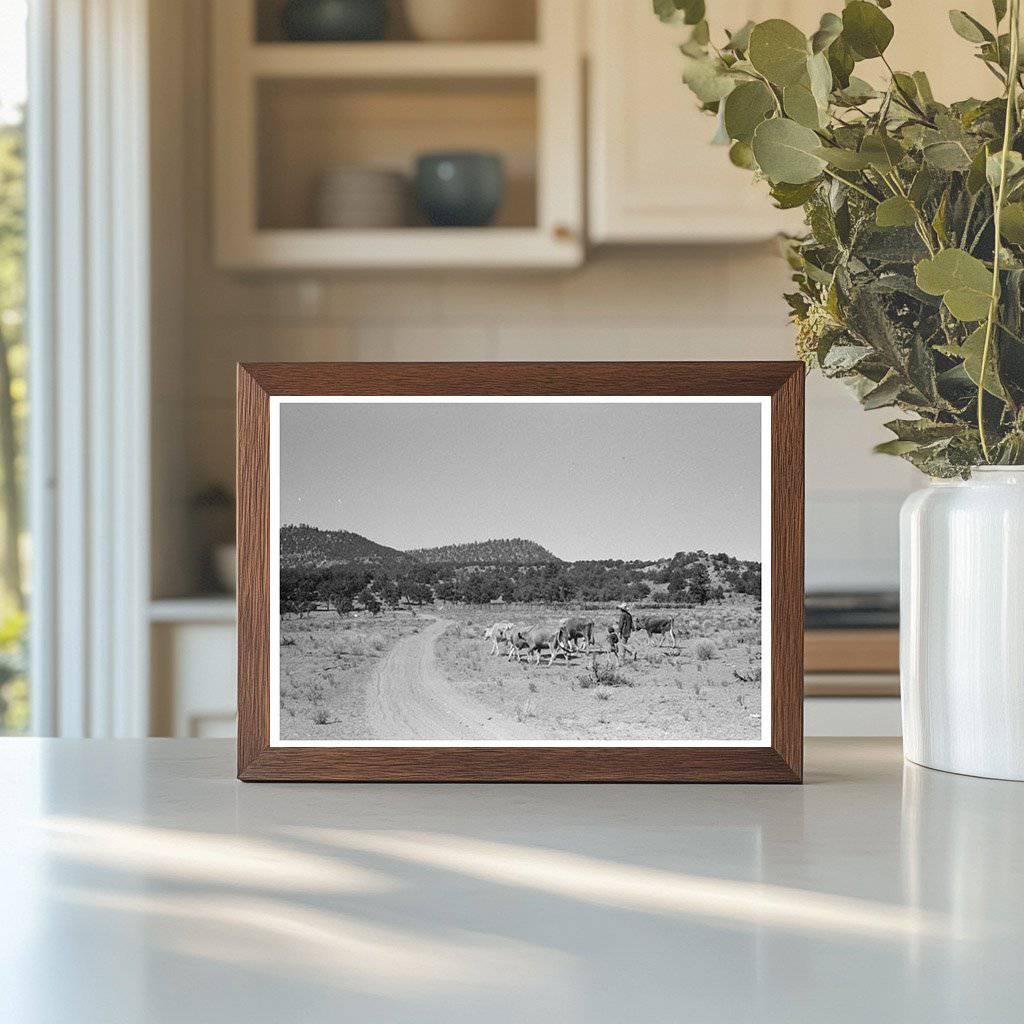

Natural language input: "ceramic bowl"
[415,152,504,227]
[315,168,409,228]
[403,0,534,42]
[280,0,388,42]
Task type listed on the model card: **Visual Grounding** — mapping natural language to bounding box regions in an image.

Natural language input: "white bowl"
[315,168,409,228]
[404,0,534,41]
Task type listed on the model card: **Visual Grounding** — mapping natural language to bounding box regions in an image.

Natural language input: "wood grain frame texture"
[237,362,804,783]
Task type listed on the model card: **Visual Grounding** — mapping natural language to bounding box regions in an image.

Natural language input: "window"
[0,0,28,734]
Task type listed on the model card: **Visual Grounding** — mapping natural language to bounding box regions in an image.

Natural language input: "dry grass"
[279,609,425,739]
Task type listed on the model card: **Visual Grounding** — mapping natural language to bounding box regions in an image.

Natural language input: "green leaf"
[752,117,827,184]
[653,0,677,23]
[860,133,905,172]
[932,190,950,246]
[862,375,902,409]
[909,165,936,205]
[986,150,1024,190]
[681,55,737,103]
[689,20,710,46]
[842,1,894,60]
[770,179,820,209]
[728,140,758,170]
[724,20,755,53]
[807,51,833,110]
[923,141,973,171]
[748,19,810,87]
[654,0,705,25]
[875,196,918,228]
[827,35,855,89]
[836,75,877,104]
[959,324,1007,398]
[885,419,963,443]
[783,83,822,129]
[814,146,872,170]
[1000,202,1024,242]
[967,143,993,193]
[915,249,994,321]
[874,439,921,455]
[912,71,935,105]
[948,10,993,44]
[723,81,775,143]
[810,12,843,54]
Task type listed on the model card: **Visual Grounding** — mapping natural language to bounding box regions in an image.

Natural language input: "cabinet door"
[588,1,814,243]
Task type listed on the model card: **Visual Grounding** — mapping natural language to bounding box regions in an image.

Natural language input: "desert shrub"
[578,660,635,689]
[694,640,718,662]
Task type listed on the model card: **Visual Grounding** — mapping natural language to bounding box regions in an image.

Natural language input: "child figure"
[607,623,636,662]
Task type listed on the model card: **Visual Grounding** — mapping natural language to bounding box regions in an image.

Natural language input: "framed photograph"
[237,362,803,782]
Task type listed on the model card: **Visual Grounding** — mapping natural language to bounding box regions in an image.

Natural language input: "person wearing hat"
[617,602,634,641]
[614,602,636,661]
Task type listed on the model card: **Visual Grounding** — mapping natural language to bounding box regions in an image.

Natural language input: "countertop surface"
[2,738,1021,1023]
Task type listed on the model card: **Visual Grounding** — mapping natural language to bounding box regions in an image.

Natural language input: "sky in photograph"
[278,399,763,562]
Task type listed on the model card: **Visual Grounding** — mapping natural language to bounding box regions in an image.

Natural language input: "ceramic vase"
[900,467,1024,780]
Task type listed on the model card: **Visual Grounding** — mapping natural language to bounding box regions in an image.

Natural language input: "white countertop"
[1,738,1021,1023]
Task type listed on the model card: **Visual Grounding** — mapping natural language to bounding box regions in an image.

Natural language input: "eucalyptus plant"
[659,0,1024,475]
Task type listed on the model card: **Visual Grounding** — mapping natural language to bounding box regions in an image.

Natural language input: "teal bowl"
[415,152,505,228]
[280,0,387,42]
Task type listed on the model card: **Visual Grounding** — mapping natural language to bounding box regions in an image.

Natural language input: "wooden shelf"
[218,227,579,270]
[249,42,544,79]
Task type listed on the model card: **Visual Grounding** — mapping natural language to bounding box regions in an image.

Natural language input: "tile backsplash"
[173,248,916,594]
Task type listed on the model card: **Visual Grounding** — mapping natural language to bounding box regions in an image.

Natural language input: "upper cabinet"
[587,0,815,243]
[586,0,1001,245]
[209,0,1007,266]
[211,0,584,269]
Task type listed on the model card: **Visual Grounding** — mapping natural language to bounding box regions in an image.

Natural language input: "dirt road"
[364,618,532,741]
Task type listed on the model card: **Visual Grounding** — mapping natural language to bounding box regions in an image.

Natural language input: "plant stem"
[979,0,1021,463]
[821,167,879,203]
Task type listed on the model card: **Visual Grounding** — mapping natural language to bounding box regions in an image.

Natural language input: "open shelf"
[257,76,537,232]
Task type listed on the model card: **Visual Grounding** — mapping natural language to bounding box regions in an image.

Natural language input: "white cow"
[484,621,517,656]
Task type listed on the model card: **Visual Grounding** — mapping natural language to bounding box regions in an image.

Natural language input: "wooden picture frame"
[237,362,804,782]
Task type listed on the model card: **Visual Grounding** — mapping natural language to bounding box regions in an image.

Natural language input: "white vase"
[900,467,1024,780]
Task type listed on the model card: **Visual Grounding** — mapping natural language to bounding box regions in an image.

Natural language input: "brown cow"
[636,613,678,647]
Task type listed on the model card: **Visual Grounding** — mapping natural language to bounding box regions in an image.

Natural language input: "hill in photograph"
[408,538,560,565]
[279,524,416,570]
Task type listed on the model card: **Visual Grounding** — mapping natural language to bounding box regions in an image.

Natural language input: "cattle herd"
[485,611,679,666]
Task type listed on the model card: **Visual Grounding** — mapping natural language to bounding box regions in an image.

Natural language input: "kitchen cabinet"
[587,0,999,244]
[212,0,583,269]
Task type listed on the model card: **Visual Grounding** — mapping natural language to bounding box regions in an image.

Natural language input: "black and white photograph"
[270,396,770,746]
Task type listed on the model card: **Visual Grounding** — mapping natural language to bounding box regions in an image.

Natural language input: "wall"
[153,0,919,598]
